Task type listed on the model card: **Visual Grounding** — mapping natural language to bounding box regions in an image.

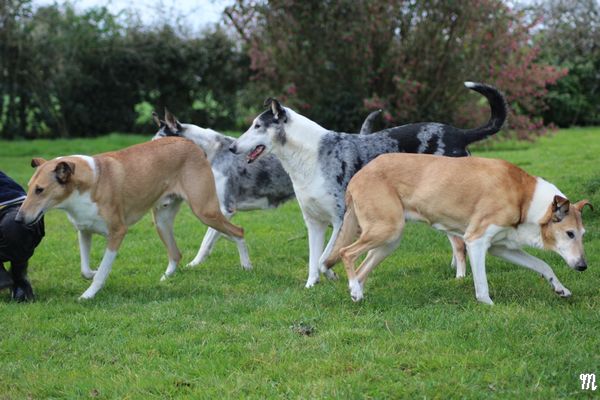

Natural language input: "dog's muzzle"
[574,258,587,271]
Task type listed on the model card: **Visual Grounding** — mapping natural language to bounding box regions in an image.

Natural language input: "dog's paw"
[187,254,208,268]
[349,279,363,302]
[555,286,572,298]
[78,292,95,301]
[241,262,253,271]
[81,270,96,280]
[11,282,34,302]
[476,295,494,305]
[305,276,320,288]
[323,269,338,281]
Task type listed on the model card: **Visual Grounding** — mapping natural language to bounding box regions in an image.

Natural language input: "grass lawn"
[0,128,599,399]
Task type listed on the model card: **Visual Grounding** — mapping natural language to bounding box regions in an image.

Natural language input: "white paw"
[555,286,572,298]
[81,270,97,280]
[160,274,170,282]
[78,291,95,300]
[305,276,319,288]
[349,279,363,302]
[455,271,465,279]
[476,295,494,305]
[323,268,338,281]
[241,262,253,271]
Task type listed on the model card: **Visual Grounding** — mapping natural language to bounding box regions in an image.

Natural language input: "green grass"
[1,128,599,399]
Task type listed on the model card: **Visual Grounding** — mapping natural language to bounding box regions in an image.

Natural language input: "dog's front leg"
[466,238,493,305]
[79,228,126,300]
[488,246,571,297]
[305,217,327,288]
[78,230,95,280]
[318,220,342,280]
[188,228,221,268]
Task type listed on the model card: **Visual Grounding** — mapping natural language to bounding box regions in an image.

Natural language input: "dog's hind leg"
[153,199,183,281]
[78,230,95,280]
[340,232,401,302]
[79,227,127,300]
[448,235,467,278]
[340,205,404,301]
[488,246,571,298]
[188,228,221,268]
[189,224,253,270]
[181,166,244,239]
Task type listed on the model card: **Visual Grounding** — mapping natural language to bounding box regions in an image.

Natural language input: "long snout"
[14,211,24,224]
[574,258,587,271]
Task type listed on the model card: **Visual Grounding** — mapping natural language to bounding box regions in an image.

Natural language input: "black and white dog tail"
[359,109,382,135]
[462,82,508,144]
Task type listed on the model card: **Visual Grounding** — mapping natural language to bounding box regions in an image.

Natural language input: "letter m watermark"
[580,373,597,391]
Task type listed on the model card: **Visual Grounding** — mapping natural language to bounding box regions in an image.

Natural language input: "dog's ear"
[152,111,164,128]
[551,195,570,222]
[573,199,593,215]
[164,108,183,132]
[264,98,286,122]
[54,161,75,185]
[31,158,47,168]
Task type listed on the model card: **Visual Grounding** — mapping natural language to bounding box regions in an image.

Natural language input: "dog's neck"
[526,177,565,224]
[270,108,327,187]
[510,177,565,249]
[181,124,227,163]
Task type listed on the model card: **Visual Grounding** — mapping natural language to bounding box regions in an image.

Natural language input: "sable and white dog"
[230,82,507,288]
[325,153,591,304]
[151,109,378,269]
[15,138,244,299]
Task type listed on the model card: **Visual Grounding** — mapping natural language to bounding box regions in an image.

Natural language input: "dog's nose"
[574,258,587,271]
[229,144,237,154]
[14,212,24,224]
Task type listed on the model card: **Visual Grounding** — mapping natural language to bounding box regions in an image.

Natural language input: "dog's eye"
[566,231,575,239]
[254,123,261,129]
[35,186,44,195]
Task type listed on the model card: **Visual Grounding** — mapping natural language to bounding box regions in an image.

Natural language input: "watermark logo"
[580,373,597,391]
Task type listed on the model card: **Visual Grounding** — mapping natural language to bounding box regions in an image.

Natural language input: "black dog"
[0,171,44,301]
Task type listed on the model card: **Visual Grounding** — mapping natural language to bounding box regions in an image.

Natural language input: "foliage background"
[0,0,599,139]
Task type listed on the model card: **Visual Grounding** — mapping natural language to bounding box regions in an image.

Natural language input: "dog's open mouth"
[247,145,266,163]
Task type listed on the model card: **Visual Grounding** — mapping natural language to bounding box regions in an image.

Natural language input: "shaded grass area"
[0,128,599,398]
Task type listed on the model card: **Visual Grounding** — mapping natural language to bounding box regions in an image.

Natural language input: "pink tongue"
[249,146,263,160]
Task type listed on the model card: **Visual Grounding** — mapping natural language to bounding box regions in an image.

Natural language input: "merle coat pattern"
[231,82,508,287]
[152,110,376,269]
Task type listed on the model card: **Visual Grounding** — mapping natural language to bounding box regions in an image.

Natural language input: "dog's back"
[93,137,215,214]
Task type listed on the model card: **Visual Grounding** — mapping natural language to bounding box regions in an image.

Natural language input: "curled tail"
[324,197,360,268]
[359,109,382,135]
[462,82,508,144]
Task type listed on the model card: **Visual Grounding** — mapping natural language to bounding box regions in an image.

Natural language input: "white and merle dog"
[230,82,508,287]
[152,110,378,269]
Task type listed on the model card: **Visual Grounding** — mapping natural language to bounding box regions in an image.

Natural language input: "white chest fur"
[57,191,108,235]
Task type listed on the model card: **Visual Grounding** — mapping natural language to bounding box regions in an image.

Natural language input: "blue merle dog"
[152,110,377,270]
[230,82,508,287]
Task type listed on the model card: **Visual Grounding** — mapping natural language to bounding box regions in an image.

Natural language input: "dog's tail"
[462,82,508,145]
[324,196,360,269]
[359,109,382,135]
